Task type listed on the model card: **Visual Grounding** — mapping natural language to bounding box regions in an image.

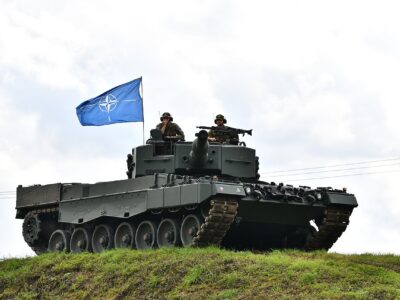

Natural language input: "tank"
[16,128,358,254]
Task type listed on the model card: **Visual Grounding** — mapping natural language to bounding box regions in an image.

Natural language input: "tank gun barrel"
[189,130,209,168]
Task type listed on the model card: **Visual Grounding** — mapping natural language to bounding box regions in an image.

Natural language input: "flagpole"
[141,77,145,145]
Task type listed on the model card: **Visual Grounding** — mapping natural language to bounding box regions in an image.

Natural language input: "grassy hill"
[1,247,399,299]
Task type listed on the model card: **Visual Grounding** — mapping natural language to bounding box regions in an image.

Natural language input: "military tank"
[16,128,358,254]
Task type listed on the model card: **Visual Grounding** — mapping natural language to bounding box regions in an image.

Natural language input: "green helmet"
[214,114,227,124]
[160,112,173,121]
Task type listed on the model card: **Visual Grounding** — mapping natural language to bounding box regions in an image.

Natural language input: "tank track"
[305,205,354,251]
[23,207,59,255]
[193,198,238,247]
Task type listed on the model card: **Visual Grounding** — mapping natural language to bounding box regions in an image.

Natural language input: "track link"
[193,198,238,247]
[305,205,354,251]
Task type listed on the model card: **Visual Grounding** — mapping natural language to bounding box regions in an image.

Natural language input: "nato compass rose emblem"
[99,94,119,121]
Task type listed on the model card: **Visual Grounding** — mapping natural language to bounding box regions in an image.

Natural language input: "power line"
[260,157,400,175]
[262,162,400,177]
[266,168,400,182]
[0,190,16,199]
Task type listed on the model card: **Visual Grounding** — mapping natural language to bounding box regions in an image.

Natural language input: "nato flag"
[76,77,143,126]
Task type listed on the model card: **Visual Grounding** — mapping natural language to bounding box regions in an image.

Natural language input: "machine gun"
[196,126,253,137]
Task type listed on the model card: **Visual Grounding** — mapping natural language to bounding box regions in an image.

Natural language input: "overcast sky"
[0,0,399,257]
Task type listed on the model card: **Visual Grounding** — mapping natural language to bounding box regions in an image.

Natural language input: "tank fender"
[212,183,246,197]
[16,183,62,211]
[59,191,147,224]
[325,192,358,207]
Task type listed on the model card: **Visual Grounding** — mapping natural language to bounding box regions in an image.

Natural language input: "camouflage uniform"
[208,114,239,144]
[156,112,185,140]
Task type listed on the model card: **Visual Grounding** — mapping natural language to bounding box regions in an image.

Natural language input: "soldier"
[208,114,239,144]
[156,112,185,141]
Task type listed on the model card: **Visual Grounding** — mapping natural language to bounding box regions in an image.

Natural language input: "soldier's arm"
[175,124,185,140]
[208,130,217,141]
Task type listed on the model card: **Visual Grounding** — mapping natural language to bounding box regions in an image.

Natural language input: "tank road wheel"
[157,219,180,248]
[135,221,158,249]
[70,228,92,253]
[200,201,211,219]
[92,224,115,253]
[48,230,71,252]
[115,222,137,249]
[180,214,202,247]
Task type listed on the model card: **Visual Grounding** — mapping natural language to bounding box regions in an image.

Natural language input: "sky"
[0,0,399,257]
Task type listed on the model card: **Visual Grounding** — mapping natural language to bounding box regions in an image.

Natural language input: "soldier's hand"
[208,137,216,141]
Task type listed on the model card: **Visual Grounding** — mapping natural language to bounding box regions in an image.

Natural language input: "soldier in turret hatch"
[208,114,239,144]
[156,112,185,141]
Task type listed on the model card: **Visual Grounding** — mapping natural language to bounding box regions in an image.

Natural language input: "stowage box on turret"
[16,128,358,254]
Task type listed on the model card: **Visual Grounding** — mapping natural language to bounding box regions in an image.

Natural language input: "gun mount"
[189,130,209,168]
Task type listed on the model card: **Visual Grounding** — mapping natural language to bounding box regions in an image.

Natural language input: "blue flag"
[76,77,143,126]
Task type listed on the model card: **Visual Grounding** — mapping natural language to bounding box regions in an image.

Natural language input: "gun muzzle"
[190,130,209,168]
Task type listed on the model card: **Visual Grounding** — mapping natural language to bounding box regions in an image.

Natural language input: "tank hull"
[16,174,357,254]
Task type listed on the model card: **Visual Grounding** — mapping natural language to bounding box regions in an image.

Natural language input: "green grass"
[0,248,399,299]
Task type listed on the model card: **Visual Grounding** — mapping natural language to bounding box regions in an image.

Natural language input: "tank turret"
[132,129,256,178]
[189,130,209,168]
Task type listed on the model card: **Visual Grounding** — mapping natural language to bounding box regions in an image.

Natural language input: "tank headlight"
[245,187,252,195]
[316,193,322,200]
